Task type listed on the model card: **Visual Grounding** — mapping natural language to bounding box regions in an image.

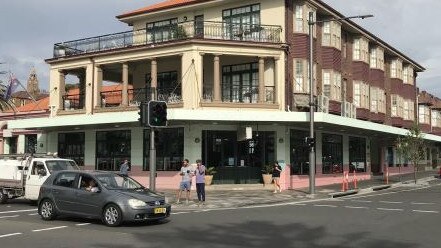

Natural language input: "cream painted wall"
[36,133,47,154]
[84,130,95,167]
[184,124,203,164]
[46,132,58,154]
[17,135,25,154]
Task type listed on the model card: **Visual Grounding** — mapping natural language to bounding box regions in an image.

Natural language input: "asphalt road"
[1,183,441,248]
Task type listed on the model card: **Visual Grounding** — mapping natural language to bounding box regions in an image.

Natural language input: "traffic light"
[148,100,167,127]
[138,101,148,126]
[305,137,315,147]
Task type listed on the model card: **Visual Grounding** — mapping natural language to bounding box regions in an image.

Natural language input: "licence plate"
[154,208,166,214]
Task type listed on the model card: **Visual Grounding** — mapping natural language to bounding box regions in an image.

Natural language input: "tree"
[395,122,426,184]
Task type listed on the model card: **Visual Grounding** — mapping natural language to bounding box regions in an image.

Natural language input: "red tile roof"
[117,0,207,19]
[8,96,50,113]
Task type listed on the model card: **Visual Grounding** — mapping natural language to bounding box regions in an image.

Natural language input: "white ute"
[0,153,80,204]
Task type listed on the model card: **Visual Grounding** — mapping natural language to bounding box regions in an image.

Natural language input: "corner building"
[7,0,441,189]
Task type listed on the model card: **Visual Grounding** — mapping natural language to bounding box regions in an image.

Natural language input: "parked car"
[38,170,171,226]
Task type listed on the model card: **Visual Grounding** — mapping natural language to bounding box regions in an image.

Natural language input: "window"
[323,71,331,97]
[322,134,343,174]
[25,134,37,154]
[146,18,178,43]
[322,21,341,49]
[31,162,46,175]
[419,105,430,124]
[353,37,369,63]
[293,59,316,94]
[432,110,441,127]
[222,62,259,103]
[223,4,261,41]
[290,130,313,175]
[370,47,385,70]
[391,95,398,116]
[144,128,184,171]
[54,172,77,188]
[322,70,341,101]
[293,4,316,36]
[96,130,131,171]
[370,87,378,112]
[353,81,370,108]
[333,73,342,101]
[58,132,85,167]
[370,47,377,68]
[403,66,414,84]
[146,71,180,101]
[390,59,403,79]
[349,137,366,172]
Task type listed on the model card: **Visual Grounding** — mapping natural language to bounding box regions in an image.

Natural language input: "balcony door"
[222,63,258,103]
[223,4,260,41]
[194,15,204,38]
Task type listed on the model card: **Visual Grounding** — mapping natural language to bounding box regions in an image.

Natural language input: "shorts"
[179,181,191,191]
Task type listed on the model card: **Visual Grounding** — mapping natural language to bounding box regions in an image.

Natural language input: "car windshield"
[45,160,79,173]
[95,173,144,190]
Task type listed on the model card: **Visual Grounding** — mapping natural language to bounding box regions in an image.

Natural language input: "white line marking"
[351,200,372,203]
[0,209,37,214]
[380,201,403,204]
[329,199,345,202]
[411,202,435,205]
[412,210,439,214]
[0,233,22,238]
[75,223,91,226]
[28,213,38,216]
[32,226,68,232]
[377,208,404,211]
[0,215,19,219]
[292,203,307,206]
[345,206,369,209]
[314,204,337,208]
[343,183,441,200]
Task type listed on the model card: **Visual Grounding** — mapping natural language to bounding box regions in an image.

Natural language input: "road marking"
[377,208,404,211]
[0,215,19,219]
[343,183,441,200]
[75,223,91,226]
[411,202,435,205]
[345,206,369,209]
[412,210,439,214]
[329,199,345,202]
[292,203,307,206]
[28,213,38,216]
[0,209,37,214]
[32,226,68,232]
[351,200,372,203]
[380,201,403,204]
[314,204,337,208]
[0,233,22,238]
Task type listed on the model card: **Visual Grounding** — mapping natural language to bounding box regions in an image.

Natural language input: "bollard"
[353,170,358,189]
[342,171,349,191]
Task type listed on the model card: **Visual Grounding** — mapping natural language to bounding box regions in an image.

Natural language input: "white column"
[259,57,265,103]
[93,65,103,108]
[122,63,129,106]
[85,64,94,114]
[213,54,221,102]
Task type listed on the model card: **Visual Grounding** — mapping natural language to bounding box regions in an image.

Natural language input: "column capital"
[213,53,223,57]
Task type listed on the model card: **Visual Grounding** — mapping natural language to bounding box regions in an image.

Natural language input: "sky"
[1,0,440,96]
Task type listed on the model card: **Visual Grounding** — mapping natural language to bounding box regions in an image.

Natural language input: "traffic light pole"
[149,87,157,191]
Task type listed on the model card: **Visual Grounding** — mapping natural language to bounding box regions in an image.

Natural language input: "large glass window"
[96,130,131,171]
[143,128,184,171]
[146,18,178,43]
[349,137,366,172]
[25,134,37,154]
[223,4,260,41]
[290,130,313,175]
[322,134,343,174]
[322,70,341,101]
[353,81,370,108]
[293,59,316,94]
[322,21,341,49]
[58,132,85,167]
[222,63,259,103]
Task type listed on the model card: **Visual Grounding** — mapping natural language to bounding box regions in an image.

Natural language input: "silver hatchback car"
[38,170,171,226]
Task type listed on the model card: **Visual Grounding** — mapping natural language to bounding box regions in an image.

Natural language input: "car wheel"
[39,199,57,220]
[0,193,7,204]
[102,204,122,227]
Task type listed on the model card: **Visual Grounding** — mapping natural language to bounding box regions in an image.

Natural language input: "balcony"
[53,21,282,58]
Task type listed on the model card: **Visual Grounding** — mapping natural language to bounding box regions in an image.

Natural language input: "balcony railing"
[99,87,182,107]
[202,86,275,104]
[62,93,85,110]
[53,21,282,58]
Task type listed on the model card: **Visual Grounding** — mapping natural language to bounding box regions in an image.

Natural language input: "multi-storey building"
[5,0,441,189]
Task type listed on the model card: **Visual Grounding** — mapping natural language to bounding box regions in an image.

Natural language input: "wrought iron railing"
[62,93,84,110]
[99,87,181,107]
[53,21,282,58]
[202,85,275,104]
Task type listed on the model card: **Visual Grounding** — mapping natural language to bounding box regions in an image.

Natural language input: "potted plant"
[261,164,273,185]
[204,167,217,185]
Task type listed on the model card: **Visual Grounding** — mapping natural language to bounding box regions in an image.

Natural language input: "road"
[1,183,441,248]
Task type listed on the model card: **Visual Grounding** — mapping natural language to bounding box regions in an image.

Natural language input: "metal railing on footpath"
[53,21,282,58]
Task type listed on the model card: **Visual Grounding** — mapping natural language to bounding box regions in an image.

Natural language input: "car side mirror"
[38,169,47,176]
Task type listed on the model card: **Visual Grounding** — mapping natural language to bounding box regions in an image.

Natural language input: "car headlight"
[128,199,147,208]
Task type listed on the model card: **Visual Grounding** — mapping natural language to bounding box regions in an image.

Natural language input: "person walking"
[119,159,129,176]
[195,159,206,205]
[176,159,193,204]
[272,161,282,193]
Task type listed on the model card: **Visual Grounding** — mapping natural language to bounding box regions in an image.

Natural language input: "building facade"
[5,0,441,189]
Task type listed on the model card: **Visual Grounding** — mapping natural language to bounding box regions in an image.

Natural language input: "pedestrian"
[272,161,282,193]
[195,159,206,205]
[176,159,193,204]
[120,159,129,176]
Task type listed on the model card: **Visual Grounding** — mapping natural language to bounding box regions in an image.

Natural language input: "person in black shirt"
[272,161,282,193]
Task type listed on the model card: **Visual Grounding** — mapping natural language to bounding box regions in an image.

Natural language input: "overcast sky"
[1,0,440,96]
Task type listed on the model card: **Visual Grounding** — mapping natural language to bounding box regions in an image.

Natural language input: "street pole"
[306,12,373,195]
[308,11,316,195]
[149,59,157,191]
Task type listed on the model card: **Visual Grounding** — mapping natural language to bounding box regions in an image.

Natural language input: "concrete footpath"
[157,170,441,211]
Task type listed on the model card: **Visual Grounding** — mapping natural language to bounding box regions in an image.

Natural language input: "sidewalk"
[158,170,440,211]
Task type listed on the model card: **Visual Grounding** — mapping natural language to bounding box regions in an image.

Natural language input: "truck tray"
[0,179,23,188]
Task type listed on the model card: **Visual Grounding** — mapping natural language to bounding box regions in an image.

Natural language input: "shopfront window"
[322,134,343,174]
[58,132,85,167]
[290,130,312,175]
[96,130,131,171]
[25,134,37,154]
[349,136,366,172]
[143,128,184,171]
